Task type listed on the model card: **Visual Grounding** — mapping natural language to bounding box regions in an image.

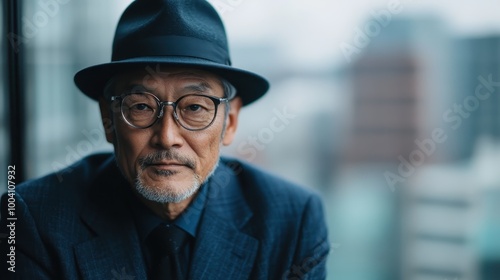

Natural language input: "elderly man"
[0,0,329,279]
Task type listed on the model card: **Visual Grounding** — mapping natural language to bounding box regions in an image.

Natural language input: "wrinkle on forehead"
[119,67,220,83]
[107,67,223,98]
[120,82,217,99]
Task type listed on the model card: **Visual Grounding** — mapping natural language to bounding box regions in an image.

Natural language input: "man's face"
[99,67,242,204]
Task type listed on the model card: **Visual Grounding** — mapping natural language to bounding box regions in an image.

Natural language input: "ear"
[222,97,243,146]
[98,97,115,144]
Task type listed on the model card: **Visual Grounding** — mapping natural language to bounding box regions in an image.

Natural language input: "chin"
[134,174,201,204]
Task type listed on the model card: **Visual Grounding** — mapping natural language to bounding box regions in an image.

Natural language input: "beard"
[133,150,219,203]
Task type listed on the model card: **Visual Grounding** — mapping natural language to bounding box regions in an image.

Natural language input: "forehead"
[108,67,223,94]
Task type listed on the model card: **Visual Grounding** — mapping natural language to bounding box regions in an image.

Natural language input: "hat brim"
[74,56,269,106]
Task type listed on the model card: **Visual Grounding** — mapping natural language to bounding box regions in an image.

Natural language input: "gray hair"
[221,78,237,100]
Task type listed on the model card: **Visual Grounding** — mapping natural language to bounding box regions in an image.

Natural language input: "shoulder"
[221,157,320,199]
[13,153,115,212]
[218,158,329,278]
[220,157,323,217]
[17,153,113,190]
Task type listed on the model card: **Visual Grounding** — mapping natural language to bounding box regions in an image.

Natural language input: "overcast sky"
[214,0,500,67]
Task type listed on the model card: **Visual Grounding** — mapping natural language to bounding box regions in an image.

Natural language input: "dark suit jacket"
[0,153,329,279]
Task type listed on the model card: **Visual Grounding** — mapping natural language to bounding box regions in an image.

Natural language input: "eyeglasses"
[111,92,229,131]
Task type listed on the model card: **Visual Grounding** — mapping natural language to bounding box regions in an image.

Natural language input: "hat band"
[112,36,231,65]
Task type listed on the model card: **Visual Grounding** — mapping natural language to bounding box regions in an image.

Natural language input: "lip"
[148,161,187,168]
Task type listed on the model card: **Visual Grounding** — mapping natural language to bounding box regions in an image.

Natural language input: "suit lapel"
[75,158,148,280]
[190,162,259,280]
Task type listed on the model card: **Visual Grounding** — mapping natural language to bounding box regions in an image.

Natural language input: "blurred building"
[404,34,500,280]
[334,16,499,280]
[344,17,452,165]
[345,49,420,163]
[338,16,500,280]
[448,35,500,280]
[451,36,500,159]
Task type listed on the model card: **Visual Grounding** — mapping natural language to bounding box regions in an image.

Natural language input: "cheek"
[113,126,151,178]
[189,124,223,171]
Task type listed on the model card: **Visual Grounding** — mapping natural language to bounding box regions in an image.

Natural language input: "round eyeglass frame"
[110,92,229,131]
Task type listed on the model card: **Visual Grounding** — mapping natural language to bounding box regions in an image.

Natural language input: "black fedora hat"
[74,0,269,106]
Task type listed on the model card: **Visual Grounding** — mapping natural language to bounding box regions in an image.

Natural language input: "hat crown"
[112,0,230,64]
[74,0,269,106]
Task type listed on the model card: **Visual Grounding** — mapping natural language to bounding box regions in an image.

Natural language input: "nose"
[150,104,184,149]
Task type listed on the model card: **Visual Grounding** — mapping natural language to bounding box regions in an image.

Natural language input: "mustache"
[138,150,196,170]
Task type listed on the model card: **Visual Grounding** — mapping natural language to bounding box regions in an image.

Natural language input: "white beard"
[134,160,219,203]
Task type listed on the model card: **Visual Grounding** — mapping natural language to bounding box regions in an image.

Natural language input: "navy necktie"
[147,223,188,280]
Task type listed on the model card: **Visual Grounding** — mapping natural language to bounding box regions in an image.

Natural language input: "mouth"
[148,161,188,169]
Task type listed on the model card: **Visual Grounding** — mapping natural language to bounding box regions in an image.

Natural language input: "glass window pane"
[23,1,131,179]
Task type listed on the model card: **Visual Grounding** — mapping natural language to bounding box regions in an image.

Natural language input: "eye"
[131,103,151,111]
[177,95,214,115]
[186,104,202,112]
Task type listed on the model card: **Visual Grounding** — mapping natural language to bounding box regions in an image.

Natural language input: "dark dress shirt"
[125,182,208,279]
